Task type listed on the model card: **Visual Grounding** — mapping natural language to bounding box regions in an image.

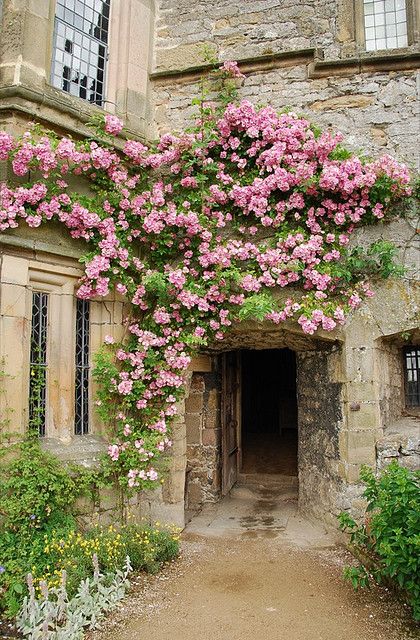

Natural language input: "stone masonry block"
[167,453,187,473]
[207,389,219,412]
[345,347,376,383]
[202,428,217,446]
[344,381,378,404]
[171,435,186,456]
[187,482,203,508]
[186,413,201,444]
[185,392,204,414]
[0,255,29,285]
[204,410,219,430]
[345,403,381,431]
[346,430,378,465]
[171,419,187,440]
[0,283,28,318]
[338,461,363,484]
[162,469,186,504]
[190,374,205,393]
[99,487,119,512]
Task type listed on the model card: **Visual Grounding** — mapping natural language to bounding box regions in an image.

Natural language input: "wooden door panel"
[222,352,240,495]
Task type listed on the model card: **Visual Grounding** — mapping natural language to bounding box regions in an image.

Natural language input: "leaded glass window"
[363,0,408,51]
[29,292,48,436]
[75,299,90,434]
[51,0,111,106]
[404,346,420,407]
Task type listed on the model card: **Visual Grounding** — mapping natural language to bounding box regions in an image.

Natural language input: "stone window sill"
[40,434,108,468]
[0,83,144,142]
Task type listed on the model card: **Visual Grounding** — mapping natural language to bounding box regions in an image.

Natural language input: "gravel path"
[88,481,418,640]
[88,536,417,640]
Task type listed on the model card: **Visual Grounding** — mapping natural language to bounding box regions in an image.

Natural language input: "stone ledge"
[0,84,146,142]
[308,51,420,78]
[0,233,83,260]
[150,49,420,84]
[150,48,317,82]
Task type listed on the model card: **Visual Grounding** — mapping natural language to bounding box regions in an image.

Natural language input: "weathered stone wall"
[155,0,328,68]
[185,369,222,516]
[0,0,418,530]
[376,420,420,471]
[152,0,419,165]
[154,0,418,68]
[296,347,345,524]
[151,67,418,167]
[377,340,406,429]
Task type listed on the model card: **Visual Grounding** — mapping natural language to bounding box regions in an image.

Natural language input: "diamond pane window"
[364,0,408,51]
[51,0,110,106]
[29,292,48,436]
[75,299,90,435]
[404,346,420,407]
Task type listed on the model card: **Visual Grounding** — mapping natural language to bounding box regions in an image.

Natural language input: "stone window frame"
[354,0,418,51]
[45,0,154,127]
[402,344,420,416]
[50,0,111,107]
[28,261,89,440]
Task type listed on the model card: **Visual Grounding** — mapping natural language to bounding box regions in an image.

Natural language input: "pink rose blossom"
[104,114,123,135]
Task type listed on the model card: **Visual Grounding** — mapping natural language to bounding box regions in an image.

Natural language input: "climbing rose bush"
[0,63,412,489]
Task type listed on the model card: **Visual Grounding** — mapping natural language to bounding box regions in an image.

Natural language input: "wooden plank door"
[221,351,241,495]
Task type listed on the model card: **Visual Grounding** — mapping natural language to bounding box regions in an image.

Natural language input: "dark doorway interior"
[241,349,298,475]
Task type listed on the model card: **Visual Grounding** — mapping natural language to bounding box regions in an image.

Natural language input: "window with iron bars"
[29,292,48,436]
[75,299,90,435]
[51,0,111,106]
[404,346,420,408]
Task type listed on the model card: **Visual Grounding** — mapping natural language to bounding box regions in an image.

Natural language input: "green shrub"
[0,441,78,615]
[0,441,180,617]
[42,522,180,591]
[338,462,420,621]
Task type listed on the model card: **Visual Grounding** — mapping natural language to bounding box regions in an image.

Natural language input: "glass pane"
[385,10,397,23]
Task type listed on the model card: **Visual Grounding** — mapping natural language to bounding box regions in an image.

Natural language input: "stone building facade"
[0,0,419,528]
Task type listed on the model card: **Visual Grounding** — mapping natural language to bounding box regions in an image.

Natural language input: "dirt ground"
[89,535,418,640]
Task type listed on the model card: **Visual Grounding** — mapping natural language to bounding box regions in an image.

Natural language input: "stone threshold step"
[236,473,298,488]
